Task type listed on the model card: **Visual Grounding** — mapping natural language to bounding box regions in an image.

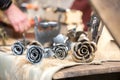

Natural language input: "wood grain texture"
[53,62,120,79]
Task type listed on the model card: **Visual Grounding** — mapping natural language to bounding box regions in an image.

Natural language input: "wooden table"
[53,62,120,80]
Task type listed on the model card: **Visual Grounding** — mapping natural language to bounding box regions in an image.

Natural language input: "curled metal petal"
[72,41,97,63]
[29,41,43,47]
[11,41,25,55]
[67,31,86,42]
[77,33,89,42]
[53,34,68,44]
[26,45,44,63]
[52,44,68,60]
[90,42,97,52]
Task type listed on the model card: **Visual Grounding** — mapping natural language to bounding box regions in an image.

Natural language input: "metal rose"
[11,39,30,55]
[52,44,68,60]
[11,41,25,55]
[72,41,97,63]
[26,45,44,63]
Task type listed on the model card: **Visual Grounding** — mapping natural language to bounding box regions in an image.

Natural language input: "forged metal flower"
[11,41,25,55]
[52,44,68,60]
[72,41,97,63]
[27,45,44,63]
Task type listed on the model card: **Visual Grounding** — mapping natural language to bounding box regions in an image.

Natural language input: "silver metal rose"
[11,41,25,55]
[11,40,30,55]
[52,44,68,60]
[26,45,44,64]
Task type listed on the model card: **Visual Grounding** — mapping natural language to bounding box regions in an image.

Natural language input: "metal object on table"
[12,40,45,63]
[11,41,25,55]
[34,34,70,60]
[26,41,44,63]
[52,34,69,59]
[34,15,61,44]
[53,34,71,49]
[87,14,101,43]
[52,43,68,60]
[67,27,85,42]
[27,45,44,63]
[72,34,97,63]
[11,39,30,55]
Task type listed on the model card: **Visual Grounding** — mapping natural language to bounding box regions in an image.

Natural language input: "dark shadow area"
[54,72,120,80]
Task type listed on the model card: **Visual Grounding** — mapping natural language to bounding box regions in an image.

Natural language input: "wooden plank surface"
[53,62,120,79]
[90,0,120,47]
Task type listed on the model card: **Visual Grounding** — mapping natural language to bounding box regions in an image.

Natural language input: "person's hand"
[4,3,30,33]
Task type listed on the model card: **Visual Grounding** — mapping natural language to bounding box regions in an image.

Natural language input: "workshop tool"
[71,33,97,63]
[34,15,61,44]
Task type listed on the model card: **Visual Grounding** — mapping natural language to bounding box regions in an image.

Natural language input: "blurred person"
[71,0,92,31]
[0,0,30,33]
